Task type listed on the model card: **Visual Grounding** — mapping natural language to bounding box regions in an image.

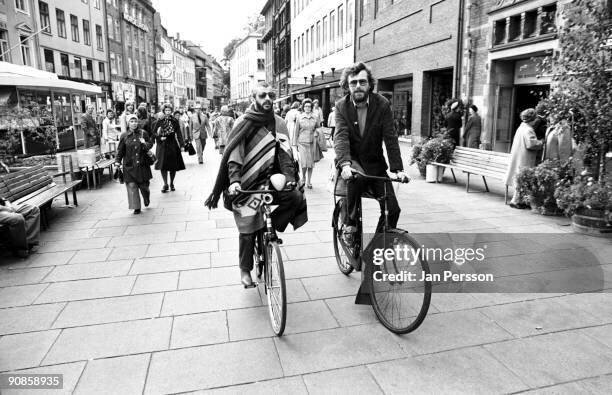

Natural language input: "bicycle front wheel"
[332,198,355,275]
[265,241,287,336]
[368,230,432,334]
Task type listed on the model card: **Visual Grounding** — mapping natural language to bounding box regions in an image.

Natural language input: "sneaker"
[133,209,141,214]
[341,225,357,246]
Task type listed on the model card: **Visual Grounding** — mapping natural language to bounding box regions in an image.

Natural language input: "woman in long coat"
[292,98,319,189]
[115,114,154,214]
[463,105,482,148]
[504,108,543,208]
[212,105,234,155]
[154,104,185,192]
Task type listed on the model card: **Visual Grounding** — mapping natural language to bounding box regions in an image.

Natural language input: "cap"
[520,108,537,123]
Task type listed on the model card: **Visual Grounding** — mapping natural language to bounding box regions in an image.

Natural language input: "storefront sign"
[123,13,150,33]
[514,57,551,85]
[111,81,135,102]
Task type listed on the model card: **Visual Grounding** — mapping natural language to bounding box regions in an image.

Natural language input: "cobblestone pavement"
[1,140,611,394]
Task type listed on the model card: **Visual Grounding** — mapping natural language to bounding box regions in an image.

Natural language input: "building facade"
[0,0,41,69]
[211,59,225,108]
[356,0,462,142]
[290,0,355,125]
[260,0,292,101]
[261,0,274,85]
[170,34,194,108]
[229,31,265,107]
[35,0,110,105]
[461,0,563,152]
[185,40,209,107]
[106,0,156,110]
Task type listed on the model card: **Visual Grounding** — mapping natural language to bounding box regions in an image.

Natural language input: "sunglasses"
[348,79,369,87]
[257,92,277,100]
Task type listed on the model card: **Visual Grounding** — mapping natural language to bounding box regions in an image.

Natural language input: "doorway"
[511,84,549,140]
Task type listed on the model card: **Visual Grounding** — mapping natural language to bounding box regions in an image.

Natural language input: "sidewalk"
[0,141,611,394]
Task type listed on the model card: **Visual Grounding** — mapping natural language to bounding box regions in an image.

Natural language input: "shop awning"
[0,62,102,94]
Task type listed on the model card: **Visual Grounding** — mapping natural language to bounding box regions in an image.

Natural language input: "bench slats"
[450,156,507,172]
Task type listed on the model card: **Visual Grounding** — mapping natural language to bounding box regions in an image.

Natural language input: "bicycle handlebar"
[351,170,410,183]
[236,182,298,195]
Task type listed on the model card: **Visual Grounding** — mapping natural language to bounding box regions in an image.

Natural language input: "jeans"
[345,177,400,233]
[0,204,40,249]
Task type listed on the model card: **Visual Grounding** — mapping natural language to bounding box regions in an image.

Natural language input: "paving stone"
[484,331,612,387]
[170,311,228,348]
[274,324,408,376]
[257,279,310,304]
[369,346,528,394]
[49,220,99,231]
[108,245,149,260]
[520,381,592,395]
[302,365,383,395]
[0,303,64,335]
[74,354,150,395]
[132,272,179,294]
[553,293,612,324]
[577,374,612,393]
[95,217,154,228]
[45,260,133,282]
[1,361,86,395]
[144,338,283,394]
[92,226,127,237]
[478,298,601,337]
[0,267,52,287]
[324,296,378,327]
[0,330,60,371]
[35,276,136,303]
[107,232,176,247]
[228,300,338,341]
[153,213,209,224]
[218,237,238,251]
[283,242,335,260]
[0,284,48,308]
[145,240,218,257]
[24,251,76,268]
[39,228,97,242]
[161,285,262,316]
[70,248,112,264]
[38,237,111,253]
[210,251,240,267]
[282,257,341,279]
[53,293,163,328]
[43,318,172,365]
[178,267,238,289]
[300,274,361,300]
[130,254,211,274]
[581,324,612,348]
[124,222,186,235]
[176,227,237,242]
[215,218,236,228]
[200,376,308,395]
[397,309,513,355]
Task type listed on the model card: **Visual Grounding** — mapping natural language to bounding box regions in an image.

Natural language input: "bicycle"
[235,180,298,337]
[332,170,432,334]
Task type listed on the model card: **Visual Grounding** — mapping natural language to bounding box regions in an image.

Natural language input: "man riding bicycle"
[334,62,409,269]
[205,82,308,287]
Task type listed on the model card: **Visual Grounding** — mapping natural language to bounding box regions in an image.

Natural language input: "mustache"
[262,100,272,106]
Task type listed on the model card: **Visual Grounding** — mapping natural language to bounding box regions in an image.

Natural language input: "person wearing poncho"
[205,82,308,287]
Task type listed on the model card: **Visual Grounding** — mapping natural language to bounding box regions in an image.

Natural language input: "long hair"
[339,62,375,92]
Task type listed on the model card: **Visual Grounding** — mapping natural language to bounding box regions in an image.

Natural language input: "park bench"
[78,145,115,189]
[0,163,81,230]
[431,146,511,204]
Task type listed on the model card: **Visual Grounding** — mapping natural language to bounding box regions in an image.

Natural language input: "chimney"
[176,32,180,40]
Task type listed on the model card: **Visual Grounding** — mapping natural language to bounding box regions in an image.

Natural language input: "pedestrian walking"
[115,114,154,214]
[190,105,210,164]
[504,108,543,209]
[445,101,462,147]
[463,105,481,149]
[82,104,98,148]
[212,105,234,155]
[120,100,136,135]
[292,98,319,189]
[327,106,336,139]
[312,99,324,127]
[101,109,119,157]
[284,101,300,142]
[137,107,153,136]
[154,104,186,193]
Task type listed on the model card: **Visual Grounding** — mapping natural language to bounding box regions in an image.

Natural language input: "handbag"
[316,128,328,152]
[185,141,196,156]
[143,149,156,166]
[113,166,124,184]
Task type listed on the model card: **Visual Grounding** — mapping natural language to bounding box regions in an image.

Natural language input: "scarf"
[204,104,275,209]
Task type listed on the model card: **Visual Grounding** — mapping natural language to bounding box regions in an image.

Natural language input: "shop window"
[60,53,69,76]
[70,14,79,42]
[508,15,521,41]
[39,1,51,34]
[74,57,82,79]
[56,9,66,38]
[0,30,10,62]
[20,35,31,66]
[83,19,90,46]
[494,19,507,45]
[540,4,557,35]
[44,49,54,72]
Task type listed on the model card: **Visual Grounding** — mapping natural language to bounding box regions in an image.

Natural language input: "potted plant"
[555,170,612,236]
[410,136,454,181]
[516,160,572,215]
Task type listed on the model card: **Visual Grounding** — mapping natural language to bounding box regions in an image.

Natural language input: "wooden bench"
[0,164,82,230]
[432,146,511,204]
[78,145,115,189]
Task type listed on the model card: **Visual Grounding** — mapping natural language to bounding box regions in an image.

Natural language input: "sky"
[151,0,267,62]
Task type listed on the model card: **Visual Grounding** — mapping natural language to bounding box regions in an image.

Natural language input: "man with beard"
[205,82,308,286]
[334,62,408,267]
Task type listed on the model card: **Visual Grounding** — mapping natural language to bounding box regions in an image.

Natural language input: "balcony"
[492,4,557,51]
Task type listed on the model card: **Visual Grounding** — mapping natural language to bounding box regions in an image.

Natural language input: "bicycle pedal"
[243,282,258,289]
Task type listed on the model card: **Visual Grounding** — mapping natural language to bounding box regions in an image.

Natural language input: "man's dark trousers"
[238,190,302,271]
[345,177,400,233]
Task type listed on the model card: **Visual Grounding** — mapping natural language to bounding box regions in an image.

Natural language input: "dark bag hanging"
[185,141,196,156]
[113,167,124,184]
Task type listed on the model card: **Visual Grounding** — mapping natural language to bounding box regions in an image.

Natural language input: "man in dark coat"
[334,62,408,257]
[82,104,98,148]
[445,101,462,147]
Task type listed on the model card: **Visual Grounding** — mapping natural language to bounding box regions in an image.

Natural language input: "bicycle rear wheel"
[368,229,431,334]
[265,241,287,336]
[332,198,355,275]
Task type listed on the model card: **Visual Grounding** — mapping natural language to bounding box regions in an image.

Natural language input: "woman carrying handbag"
[115,114,154,214]
[154,104,186,192]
